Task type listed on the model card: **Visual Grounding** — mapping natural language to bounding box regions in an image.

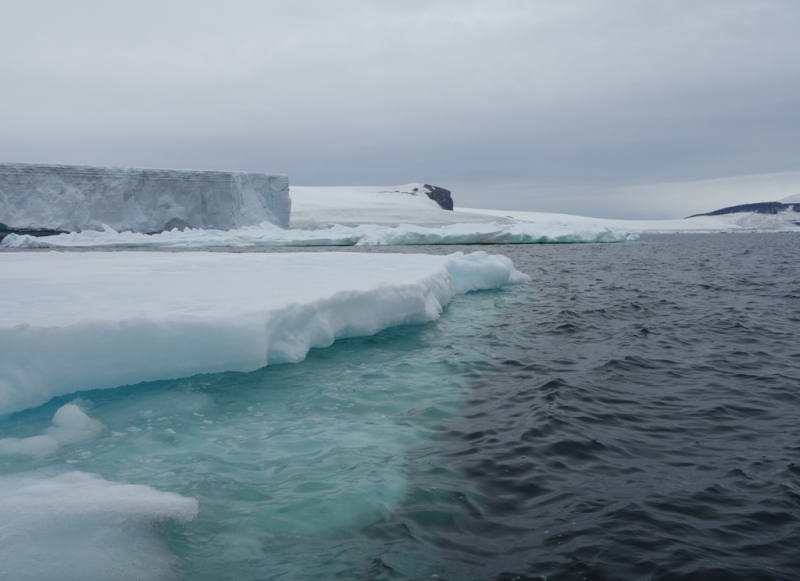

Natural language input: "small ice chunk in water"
[0,471,197,581]
[0,403,104,457]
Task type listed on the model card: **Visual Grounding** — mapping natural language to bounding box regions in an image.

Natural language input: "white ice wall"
[0,163,290,232]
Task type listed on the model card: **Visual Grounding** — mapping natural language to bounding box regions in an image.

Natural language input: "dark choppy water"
[365,233,800,581]
[1,233,799,580]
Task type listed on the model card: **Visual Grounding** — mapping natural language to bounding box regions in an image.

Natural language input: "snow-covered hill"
[289,183,502,227]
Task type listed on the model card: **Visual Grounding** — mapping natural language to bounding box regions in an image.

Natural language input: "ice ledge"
[0,163,290,233]
[0,251,528,415]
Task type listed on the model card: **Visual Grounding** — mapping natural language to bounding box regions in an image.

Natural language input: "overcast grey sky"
[2,0,799,218]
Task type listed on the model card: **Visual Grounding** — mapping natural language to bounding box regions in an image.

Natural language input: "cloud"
[1,0,799,216]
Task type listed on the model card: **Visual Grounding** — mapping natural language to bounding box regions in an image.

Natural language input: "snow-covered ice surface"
[0,251,528,415]
[1,220,634,248]
[0,163,290,233]
[0,470,197,581]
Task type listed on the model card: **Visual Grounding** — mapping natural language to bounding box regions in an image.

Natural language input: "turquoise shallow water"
[0,284,521,580]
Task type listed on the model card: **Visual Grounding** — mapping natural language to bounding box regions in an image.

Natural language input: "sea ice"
[1,220,633,248]
[0,403,104,457]
[0,163,290,233]
[0,251,528,415]
[0,471,197,581]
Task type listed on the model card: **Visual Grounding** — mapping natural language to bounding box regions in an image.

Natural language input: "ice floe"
[0,403,104,457]
[1,220,633,248]
[0,251,528,414]
[0,471,197,581]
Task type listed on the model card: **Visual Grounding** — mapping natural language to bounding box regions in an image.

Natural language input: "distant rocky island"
[687,194,800,228]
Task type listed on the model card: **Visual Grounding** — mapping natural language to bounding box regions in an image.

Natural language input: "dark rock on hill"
[414,184,453,210]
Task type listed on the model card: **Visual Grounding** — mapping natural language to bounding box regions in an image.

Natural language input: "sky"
[1,0,799,219]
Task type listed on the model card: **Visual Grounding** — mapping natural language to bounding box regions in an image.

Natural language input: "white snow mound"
[0,251,528,415]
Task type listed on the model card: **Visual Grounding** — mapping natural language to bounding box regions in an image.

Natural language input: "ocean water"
[1,233,799,580]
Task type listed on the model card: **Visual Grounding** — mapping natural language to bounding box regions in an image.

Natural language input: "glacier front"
[0,163,290,233]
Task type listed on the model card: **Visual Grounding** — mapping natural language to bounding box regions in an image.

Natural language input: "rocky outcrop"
[415,184,454,210]
[0,163,290,234]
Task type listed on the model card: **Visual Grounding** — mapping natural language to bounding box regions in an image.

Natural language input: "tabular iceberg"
[0,163,290,233]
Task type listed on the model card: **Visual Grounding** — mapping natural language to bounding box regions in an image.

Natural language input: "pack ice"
[0,163,290,233]
[0,251,528,415]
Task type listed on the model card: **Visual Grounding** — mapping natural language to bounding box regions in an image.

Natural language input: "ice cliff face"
[0,163,290,233]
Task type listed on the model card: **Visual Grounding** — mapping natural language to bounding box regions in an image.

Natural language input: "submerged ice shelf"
[0,251,528,415]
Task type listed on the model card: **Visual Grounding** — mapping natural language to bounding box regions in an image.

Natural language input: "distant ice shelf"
[0,163,290,233]
[0,251,528,415]
[1,220,635,248]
